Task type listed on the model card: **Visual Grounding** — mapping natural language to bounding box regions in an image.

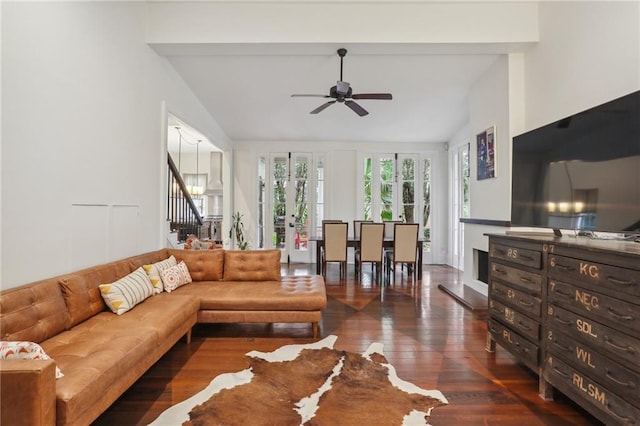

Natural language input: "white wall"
[462,54,514,293]
[525,1,639,130]
[1,2,230,288]
[461,1,639,295]
[146,2,538,46]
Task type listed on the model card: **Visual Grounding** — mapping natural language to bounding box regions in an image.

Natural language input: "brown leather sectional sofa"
[0,248,326,426]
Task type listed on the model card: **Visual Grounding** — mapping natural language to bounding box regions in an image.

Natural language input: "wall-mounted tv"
[511,90,640,235]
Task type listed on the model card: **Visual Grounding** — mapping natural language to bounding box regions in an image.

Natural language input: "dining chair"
[355,223,384,283]
[383,220,403,239]
[385,223,419,281]
[322,222,348,279]
[353,220,374,239]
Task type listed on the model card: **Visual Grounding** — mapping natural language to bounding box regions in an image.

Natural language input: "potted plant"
[229,211,249,250]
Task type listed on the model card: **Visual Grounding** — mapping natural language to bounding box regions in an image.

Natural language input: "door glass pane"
[315,156,325,236]
[272,156,287,249]
[462,145,470,218]
[423,158,432,251]
[257,157,266,248]
[380,157,394,221]
[363,157,372,220]
[401,158,415,223]
[293,156,309,251]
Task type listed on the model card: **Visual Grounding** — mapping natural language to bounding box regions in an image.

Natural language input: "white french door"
[451,143,470,270]
[365,153,434,263]
[270,153,314,263]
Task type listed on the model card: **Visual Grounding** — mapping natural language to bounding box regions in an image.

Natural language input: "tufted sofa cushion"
[223,250,281,281]
[58,274,105,328]
[177,275,326,311]
[0,280,70,343]
[169,249,224,281]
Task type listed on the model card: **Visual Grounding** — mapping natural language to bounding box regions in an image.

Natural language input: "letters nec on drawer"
[486,234,640,426]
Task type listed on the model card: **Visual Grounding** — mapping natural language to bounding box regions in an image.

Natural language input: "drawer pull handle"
[554,263,575,272]
[493,287,507,295]
[604,336,636,354]
[552,341,571,352]
[605,369,635,388]
[554,288,572,297]
[605,403,634,424]
[519,276,535,284]
[607,308,634,322]
[493,267,506,275]
[518,299,534,307]
[552,366,569,378]
[519,254,534,261]
[494,248,506,255]
[517,321,531,331]
[553,315,571,326]
[606,275,635,287]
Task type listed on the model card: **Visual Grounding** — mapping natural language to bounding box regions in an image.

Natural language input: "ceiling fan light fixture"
[336,81,350,95]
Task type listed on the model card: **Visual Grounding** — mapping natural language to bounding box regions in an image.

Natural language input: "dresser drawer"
[491,281,541,318]
[548,279,640,337]
[490,262,542,294]
[489,299,540,341]
[544,355,640,425]
[548,254,640,301]
[547,329,640,405]
[490,242,542,269]
[488,319,539,368]
[547,304,640,367]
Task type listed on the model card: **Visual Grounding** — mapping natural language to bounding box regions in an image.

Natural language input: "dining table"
[310,236,424,277]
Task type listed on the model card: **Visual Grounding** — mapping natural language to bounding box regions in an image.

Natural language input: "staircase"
[167,154,204,243]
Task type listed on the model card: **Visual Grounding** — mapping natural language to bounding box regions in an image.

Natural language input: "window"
[257,156,267,248]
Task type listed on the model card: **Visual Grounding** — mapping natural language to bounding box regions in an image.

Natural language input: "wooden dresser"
[486,233,640,425]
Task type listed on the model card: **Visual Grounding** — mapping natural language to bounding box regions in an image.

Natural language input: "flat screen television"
[511,90,640,235]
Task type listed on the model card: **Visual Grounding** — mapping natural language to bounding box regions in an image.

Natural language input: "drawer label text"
[575,289,599,312]
[576,347,596,369]
[579,262,600,279]
[572,373,606,405]
[576,319,598,338]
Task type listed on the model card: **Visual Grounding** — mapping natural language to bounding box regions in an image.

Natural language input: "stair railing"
[167,154,203,242]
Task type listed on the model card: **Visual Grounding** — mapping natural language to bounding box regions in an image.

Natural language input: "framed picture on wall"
[477,126,496,180]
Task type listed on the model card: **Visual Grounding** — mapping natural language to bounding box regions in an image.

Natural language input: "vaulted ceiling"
[151,2,538,146]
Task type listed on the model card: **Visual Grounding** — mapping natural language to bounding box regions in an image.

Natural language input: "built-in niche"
[474,249,489,286]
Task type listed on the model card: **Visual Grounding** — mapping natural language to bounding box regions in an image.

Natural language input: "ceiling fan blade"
[310,100,336,114]
[351,93,393,100]
[291,94,331,98]
[345,100,369,117]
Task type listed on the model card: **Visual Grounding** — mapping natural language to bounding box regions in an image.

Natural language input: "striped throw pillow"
[99,267,155,315]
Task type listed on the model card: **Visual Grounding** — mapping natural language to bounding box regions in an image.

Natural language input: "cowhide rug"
[149,335,448,426]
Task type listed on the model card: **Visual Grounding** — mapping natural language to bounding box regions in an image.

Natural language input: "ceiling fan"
[291,48,392,117]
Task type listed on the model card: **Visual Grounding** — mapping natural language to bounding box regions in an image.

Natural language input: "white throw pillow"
[160,261,192,292]
[143,255,177,293]
[0,341,64,378]
[99,267,155,315]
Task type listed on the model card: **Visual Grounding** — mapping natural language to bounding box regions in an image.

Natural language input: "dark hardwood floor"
[94,264,601,425]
